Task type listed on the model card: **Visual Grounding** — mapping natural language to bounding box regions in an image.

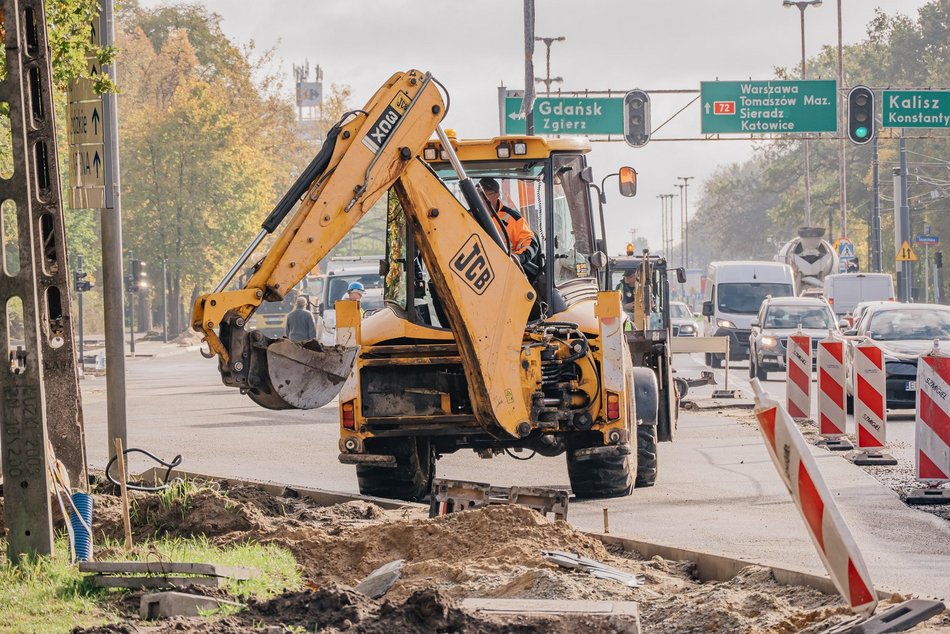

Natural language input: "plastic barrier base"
[816,437,854,452]
[844,599,945,634]
[850,452,897,467]
[905,487,950,506]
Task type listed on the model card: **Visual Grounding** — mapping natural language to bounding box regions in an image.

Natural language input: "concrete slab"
[140,591,243,619]
[461,598,639,623]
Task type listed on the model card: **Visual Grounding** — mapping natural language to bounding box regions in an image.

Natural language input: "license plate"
[905,381,917,392]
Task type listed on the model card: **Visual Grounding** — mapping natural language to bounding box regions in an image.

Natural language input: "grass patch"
[0,534,301,633]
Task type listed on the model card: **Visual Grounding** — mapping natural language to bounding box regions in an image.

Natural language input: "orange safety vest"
[491,202,534,255]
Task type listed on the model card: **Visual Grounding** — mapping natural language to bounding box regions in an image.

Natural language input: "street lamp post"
[657,195,667,257]
[784,0,822,226]
[677,176,694,267]
[534,36,565,93]
[675,184,685,267]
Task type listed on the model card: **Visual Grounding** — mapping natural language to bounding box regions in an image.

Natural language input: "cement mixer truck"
[776,227,839,295]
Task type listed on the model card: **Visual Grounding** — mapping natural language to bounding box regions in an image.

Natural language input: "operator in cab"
[477,177,541,280]
[286,296,316,341]
[618,269,637,313]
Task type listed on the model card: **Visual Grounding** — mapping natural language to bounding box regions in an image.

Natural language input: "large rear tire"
[356,437,435,502]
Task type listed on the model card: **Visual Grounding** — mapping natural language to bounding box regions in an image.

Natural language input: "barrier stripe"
[752,390,877,617]
[856,374,885,421]
[916,354,950,484]
[786,335,812,420]
[817,339,846,437]
[855,341,887,451]
[819,368,844,409]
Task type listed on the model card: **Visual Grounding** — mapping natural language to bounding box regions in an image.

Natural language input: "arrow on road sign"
[896,240,918,262]
[92,108,100,135]
[704,102,710,114]
[93,151,101,179]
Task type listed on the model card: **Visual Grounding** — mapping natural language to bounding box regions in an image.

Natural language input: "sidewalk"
[80,333,203,362]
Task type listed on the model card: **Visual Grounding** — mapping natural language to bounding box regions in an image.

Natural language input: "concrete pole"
[837,0,847,237]
[799,6,812,226]
[161,258,168,343]
[523,0,536,135]
[871,138,882,272]
[899,136,912,301]
[99,0,128,461]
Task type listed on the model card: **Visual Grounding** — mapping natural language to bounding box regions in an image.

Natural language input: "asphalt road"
[79,344,950,601]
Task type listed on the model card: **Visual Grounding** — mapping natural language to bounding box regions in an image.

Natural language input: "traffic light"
[847,85,875,145]
[937,251,944,269]
[73,269,93,293]
[128,258,147,292]
[623,89,651,148]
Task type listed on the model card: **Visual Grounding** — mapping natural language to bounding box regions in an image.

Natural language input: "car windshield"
[867,309,950,341]
[764,305,833,329]
[671,303,692,319]
[718,283,793,314]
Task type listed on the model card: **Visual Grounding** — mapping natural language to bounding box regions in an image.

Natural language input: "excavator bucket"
[247,339,357,410]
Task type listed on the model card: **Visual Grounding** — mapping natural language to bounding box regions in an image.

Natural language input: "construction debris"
[355,560,404,599]
[543,550,646,587]
[429,478,570,520]
[140,591,244,619]
[80,560,259,590]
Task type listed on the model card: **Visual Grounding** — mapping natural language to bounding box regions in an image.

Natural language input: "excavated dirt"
[60,480,948,633]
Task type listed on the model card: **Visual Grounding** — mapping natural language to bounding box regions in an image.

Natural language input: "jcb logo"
[451,235,494,295]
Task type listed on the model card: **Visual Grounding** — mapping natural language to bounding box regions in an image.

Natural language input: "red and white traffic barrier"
[786,332,812,419]
[915,348,950,483]
[854,341,887,450]
[817,337,847,437]
[750,379,877,617]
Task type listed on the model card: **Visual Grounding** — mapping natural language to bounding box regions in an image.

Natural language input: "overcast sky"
[138,0,929,255]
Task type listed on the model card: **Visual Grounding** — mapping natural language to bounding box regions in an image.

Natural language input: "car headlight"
[760,336,779,348]
[716,318,736,329]
[679,324,696,334]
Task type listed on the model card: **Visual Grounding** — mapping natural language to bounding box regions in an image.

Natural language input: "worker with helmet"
[476,177,541,280]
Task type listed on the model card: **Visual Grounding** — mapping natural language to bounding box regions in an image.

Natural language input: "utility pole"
[523,0,536,135]
[678,176,694,267]
[899,136,912,301]
[161,259,168,343]
[871,138,882,272]
[675,184,685,267]
[784,0,822,225]
[99,0,128,460]
[534,36,565,93]
[836,0,847,237]
[665,193,677,258]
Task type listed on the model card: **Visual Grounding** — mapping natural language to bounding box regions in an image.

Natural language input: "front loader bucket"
[247,339,357,410]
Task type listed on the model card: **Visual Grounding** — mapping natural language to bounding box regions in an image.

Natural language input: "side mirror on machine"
[618,166,637,197]
[751,320,760,328]
[589,251,608,270]
[676,267,687,284]
[702,301,714,317]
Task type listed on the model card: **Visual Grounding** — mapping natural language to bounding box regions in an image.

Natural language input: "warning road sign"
[896,241,918,262]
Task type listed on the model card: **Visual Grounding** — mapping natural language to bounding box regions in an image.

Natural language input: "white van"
[823,273,894,317]
[702,261,796,366]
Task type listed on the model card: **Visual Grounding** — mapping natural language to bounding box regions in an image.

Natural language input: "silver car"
[670,301,699,337]
[748,296,839,380]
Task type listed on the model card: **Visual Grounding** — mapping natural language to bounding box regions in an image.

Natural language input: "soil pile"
[21,480,950,632]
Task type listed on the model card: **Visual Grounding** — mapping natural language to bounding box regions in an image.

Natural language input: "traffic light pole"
[871,138,882,272]
[127,252,135,357]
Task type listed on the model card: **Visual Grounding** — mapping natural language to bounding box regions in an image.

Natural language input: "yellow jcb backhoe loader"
[193,69,662,501]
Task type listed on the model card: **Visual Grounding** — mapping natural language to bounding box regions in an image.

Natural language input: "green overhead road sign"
[700,80,837,134]
[882,90,950,128]
[504,96,623,135]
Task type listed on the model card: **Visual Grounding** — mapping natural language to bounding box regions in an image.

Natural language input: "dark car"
[846,303,950,409]
[748,296,839,380]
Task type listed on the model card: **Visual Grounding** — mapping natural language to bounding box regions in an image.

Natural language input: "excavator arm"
[192,70,536,437]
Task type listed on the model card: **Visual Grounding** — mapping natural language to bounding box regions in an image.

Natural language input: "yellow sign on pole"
[896,241,918,262]
[66,23,105,209]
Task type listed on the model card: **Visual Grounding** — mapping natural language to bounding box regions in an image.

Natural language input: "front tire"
[356,437,435,502]
[635,424,658,488]
[566,435,635,499]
